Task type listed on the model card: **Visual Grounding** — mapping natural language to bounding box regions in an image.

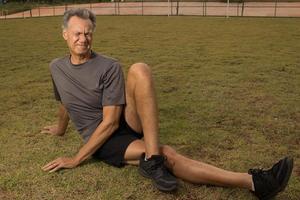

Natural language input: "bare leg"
[124,63,160,158]
[123,62,253,190]
[124,140,253,190]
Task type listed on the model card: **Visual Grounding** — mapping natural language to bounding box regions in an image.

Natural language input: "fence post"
[274,0,278,17]
[202,1,204,16]
[241,1,244,17]
[176,1,179,16]
[114,1,117,15]
[142,0,144,16]
[30,9,32,17]
[171,0,173,16]
[38,6,40,17]
[204,0,207,16]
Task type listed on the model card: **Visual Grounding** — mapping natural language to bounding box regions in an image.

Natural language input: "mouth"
[76,45,89,49]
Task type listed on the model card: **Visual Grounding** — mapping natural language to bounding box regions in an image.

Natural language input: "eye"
[85,33,92,37]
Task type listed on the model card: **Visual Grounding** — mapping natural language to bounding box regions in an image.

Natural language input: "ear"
[62,29,68,41]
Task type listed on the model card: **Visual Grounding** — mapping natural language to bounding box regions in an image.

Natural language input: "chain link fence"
[1,1,300,19]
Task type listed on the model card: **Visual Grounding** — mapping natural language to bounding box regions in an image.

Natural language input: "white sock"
[251,181,255,191]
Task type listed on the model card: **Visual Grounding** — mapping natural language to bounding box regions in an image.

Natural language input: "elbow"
[111,121,119,133]
[105,120,120,136]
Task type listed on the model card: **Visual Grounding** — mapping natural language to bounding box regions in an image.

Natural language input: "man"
[42,8,293,199]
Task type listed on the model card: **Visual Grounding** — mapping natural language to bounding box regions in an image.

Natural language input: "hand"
[41,125,64,136]
[42,157,79,173]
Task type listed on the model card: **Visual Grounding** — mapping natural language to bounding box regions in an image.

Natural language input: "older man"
[42,8,293,199]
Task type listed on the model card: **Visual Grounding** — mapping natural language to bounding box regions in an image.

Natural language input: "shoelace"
[249,168,277,189]
[148,156,168,177]
[249,168,264,175]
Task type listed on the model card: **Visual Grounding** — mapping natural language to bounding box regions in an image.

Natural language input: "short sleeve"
[102,62,125,106]
[51,77,61,101]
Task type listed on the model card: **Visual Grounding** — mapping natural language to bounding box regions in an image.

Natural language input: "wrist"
[56,131,65,136]
[56,127,66,136]
[73,155,82,166]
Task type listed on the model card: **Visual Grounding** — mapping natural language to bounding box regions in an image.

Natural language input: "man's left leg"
[122,63,293,197]
[124,62,160,158]
[124,62,178,191]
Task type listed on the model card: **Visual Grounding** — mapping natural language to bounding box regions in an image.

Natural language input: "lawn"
[0,16,299,199]
[0,2,46,15]
[0,1,101,15]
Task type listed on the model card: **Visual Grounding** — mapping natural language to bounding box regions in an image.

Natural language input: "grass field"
[0,2,44,15]
[0,1,102,15]
[0,16,299,200]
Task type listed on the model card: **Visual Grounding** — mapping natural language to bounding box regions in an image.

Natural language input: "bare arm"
[42,105,123,172]
[74,105,122,164]
[41,103,69,136]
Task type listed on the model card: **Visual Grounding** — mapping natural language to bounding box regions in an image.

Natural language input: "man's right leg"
[123,62,252,191]
[124,140,253,190]
[122,62,293,197]
[124,140,294,199]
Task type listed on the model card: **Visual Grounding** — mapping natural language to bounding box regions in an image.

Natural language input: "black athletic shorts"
[92,116,143,168]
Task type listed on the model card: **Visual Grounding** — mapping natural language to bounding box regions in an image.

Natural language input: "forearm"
[74,120,119,164]
[57,104,69,135]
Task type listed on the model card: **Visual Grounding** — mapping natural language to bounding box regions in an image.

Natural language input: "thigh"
[124,69,143,133]
[124,141,178,169]
[124,139,146,165]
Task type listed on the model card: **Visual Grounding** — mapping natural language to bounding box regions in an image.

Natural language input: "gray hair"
[62,8,96,31]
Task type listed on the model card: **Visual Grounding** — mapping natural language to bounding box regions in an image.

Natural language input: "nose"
[78,34,87,43]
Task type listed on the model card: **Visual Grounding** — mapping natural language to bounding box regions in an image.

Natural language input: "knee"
[128,62,152,79]
[160,145,177,168]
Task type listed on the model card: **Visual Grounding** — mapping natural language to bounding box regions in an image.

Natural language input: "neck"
[70,51,92,65]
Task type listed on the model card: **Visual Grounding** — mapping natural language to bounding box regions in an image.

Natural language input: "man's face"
[63,16,94,57]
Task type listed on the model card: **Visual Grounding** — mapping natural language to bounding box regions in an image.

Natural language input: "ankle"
[145,153,160,160]
[251,179,255,191]
[246,173,255,191]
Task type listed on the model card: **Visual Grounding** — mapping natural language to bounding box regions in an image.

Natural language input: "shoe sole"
[138,167,178,192]
[262,157,294,200]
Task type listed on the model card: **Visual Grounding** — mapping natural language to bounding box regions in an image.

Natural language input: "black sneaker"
[139,153,178,192]
[249,157,294,200]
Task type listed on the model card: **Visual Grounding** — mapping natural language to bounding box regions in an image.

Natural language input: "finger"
[42,126,51,130]
[49,164,62,173]
[43,163,61,172]
[41,130,51,134]
[42,162,57,171]
[42,160,59,170]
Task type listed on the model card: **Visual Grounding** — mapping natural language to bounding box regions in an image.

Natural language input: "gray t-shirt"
[50,52,125,142]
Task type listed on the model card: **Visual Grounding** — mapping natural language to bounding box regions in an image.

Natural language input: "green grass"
[0,2,44,15]
[0,1,101,15]
[0,16,299,199]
